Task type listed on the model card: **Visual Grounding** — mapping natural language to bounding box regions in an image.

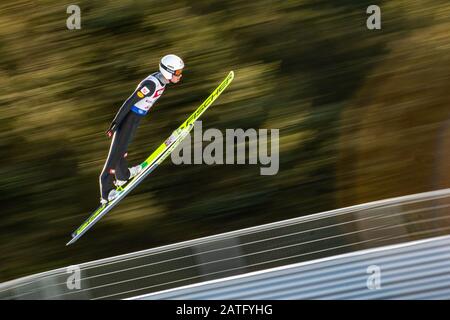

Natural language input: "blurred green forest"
[1,0,449,282]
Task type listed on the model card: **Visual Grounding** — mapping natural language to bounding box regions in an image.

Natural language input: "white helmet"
[159,54,184,80]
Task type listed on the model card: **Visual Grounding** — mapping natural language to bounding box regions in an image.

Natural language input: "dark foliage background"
[1,0,449,282]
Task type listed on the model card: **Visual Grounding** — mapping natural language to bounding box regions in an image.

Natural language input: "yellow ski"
[67,71,234,245]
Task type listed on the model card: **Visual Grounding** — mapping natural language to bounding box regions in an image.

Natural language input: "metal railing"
[1,189,449,300]
[130,235,450,300]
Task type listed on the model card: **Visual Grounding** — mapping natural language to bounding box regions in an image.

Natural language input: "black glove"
[106,122,117,138]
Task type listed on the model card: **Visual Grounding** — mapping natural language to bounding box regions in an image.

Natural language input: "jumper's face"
[170,73,182,83]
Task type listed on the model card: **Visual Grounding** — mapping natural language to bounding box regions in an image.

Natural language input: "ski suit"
[99,72,167,200]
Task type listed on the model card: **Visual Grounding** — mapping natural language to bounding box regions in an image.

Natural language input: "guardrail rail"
[1,189,449,300]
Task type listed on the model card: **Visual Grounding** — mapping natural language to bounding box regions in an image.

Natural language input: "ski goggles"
[160,63,183,76]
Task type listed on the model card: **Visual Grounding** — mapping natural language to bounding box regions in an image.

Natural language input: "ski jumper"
[99,72,167,200]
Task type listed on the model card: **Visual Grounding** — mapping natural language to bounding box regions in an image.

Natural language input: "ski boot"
[100,189,119,205]
[114,165,143,187]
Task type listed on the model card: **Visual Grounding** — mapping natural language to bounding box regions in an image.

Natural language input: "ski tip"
[66,237,77,246]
